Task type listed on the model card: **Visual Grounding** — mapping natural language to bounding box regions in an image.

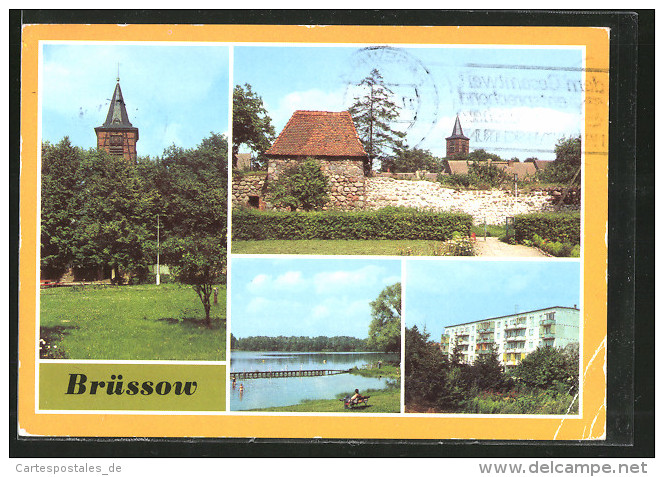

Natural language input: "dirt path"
[474,237,547,258]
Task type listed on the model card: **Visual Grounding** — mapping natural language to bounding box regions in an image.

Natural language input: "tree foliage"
[41,138,83,278]
[158,133,228,326]
[41,139,159,282]
[232,84,275,170]
[367,282,401,353]
[268,157,330,211]
[539,135,582,185]
[404,326,464,410]
[41,132,228,327]
[381,147,442,173]
[511,344,579,395]
[451,148,503,162]
[349,69,406,174]
[232,335,370,352]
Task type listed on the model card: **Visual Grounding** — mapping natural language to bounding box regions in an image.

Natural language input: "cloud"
[246,296,271,314]
[313,265,384,294]
[274,270,305,288]
[268,87,347,131]
[246,273,271,293]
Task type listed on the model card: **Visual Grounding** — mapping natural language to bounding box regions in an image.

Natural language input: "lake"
[230,350,398,411]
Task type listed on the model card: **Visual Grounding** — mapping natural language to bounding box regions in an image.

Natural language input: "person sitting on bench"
[350,389,365,404]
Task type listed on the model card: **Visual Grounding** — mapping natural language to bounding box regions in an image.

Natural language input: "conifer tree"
[348,69,406,174]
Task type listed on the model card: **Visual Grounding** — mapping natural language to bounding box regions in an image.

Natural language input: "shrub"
[513,212,580,245]
[268,158,330,211]
[232,207,473,241]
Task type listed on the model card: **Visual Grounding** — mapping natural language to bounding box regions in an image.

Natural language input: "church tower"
[445,115,469,158]
[95,78,139,162]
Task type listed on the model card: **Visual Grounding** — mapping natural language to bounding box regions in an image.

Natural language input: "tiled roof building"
[94,79,139,162]
[265,110,367,159]
[258,110,369,210]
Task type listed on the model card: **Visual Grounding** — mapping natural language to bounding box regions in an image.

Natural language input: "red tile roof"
[265,110,368,158]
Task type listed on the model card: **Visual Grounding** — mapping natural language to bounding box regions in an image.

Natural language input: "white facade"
[440,306,580,367]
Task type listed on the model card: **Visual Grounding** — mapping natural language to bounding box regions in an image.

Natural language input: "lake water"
[230,351,398,411]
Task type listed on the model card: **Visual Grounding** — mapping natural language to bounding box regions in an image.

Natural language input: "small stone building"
[264,110,369,210]
[94,78,139,162]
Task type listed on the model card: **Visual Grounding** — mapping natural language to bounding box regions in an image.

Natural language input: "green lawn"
[232,239,454,256]
[249,387,400,413]
[40,283,226,361]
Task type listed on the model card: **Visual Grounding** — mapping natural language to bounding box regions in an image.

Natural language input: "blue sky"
[230,257,401,339]
[235,45,584,161]
[41,43,229,158]
[405,260,580,341]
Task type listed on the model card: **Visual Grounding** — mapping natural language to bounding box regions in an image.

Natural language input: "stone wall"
[365,177,579,225]
[268,157,366,210]
[232,173,267,208]
[232,169,579,221]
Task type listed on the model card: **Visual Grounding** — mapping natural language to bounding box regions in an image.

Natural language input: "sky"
[404,260,580,342]
[41,43,229,158]
[230,257,401,339]
[234,45,584,161]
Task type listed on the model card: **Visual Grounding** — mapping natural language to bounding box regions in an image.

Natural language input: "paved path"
[474,237,547,257]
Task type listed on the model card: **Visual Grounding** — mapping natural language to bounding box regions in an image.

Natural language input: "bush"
[268,158,329,211]
[514,212,580,245]
[437,161,510,189]
[232,207,473,241]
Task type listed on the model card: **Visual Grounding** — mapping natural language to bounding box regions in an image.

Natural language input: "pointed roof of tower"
[446,115,469,141]
[98,80,136,130]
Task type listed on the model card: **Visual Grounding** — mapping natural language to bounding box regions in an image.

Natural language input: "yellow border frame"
[19,24,608,439]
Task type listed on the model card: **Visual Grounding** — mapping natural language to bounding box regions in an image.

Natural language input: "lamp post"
[156,214,160,285]
[513,173,519,211]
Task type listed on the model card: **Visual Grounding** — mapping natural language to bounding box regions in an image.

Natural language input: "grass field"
[249,386,400,413]
[232,239,457,256]
[40,283,226,361]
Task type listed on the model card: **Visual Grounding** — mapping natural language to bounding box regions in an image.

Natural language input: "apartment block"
[441,306,580,367]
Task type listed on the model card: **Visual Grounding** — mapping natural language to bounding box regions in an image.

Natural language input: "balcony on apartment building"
[540,324,556,340]
[540,317,556,326]
[476,335,495,344]
[504,320,527,331]
[504,333,526,342]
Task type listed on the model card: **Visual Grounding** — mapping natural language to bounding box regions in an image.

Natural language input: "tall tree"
[348,69,406,174]
[367,282,401,353]
[40,138,83,278]
[232,84,275,170]
[540,135,582,185]
[159,133,228,327]
[71,149,159,282]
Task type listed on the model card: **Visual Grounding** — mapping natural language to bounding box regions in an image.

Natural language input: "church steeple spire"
[445,114,470,158]
[95,78,139,162]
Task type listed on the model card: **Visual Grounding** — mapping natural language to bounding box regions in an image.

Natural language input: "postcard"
[19,23,608,440]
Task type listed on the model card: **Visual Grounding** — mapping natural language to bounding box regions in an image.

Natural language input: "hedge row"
[232,207,473,241]
[513,212,581,245]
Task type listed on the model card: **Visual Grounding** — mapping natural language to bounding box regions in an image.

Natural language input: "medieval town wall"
[364,177,579,225]
[232,169,578,223]
[232,173,267,208]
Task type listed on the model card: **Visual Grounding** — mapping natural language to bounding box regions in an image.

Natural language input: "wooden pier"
[230,369,351,380]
